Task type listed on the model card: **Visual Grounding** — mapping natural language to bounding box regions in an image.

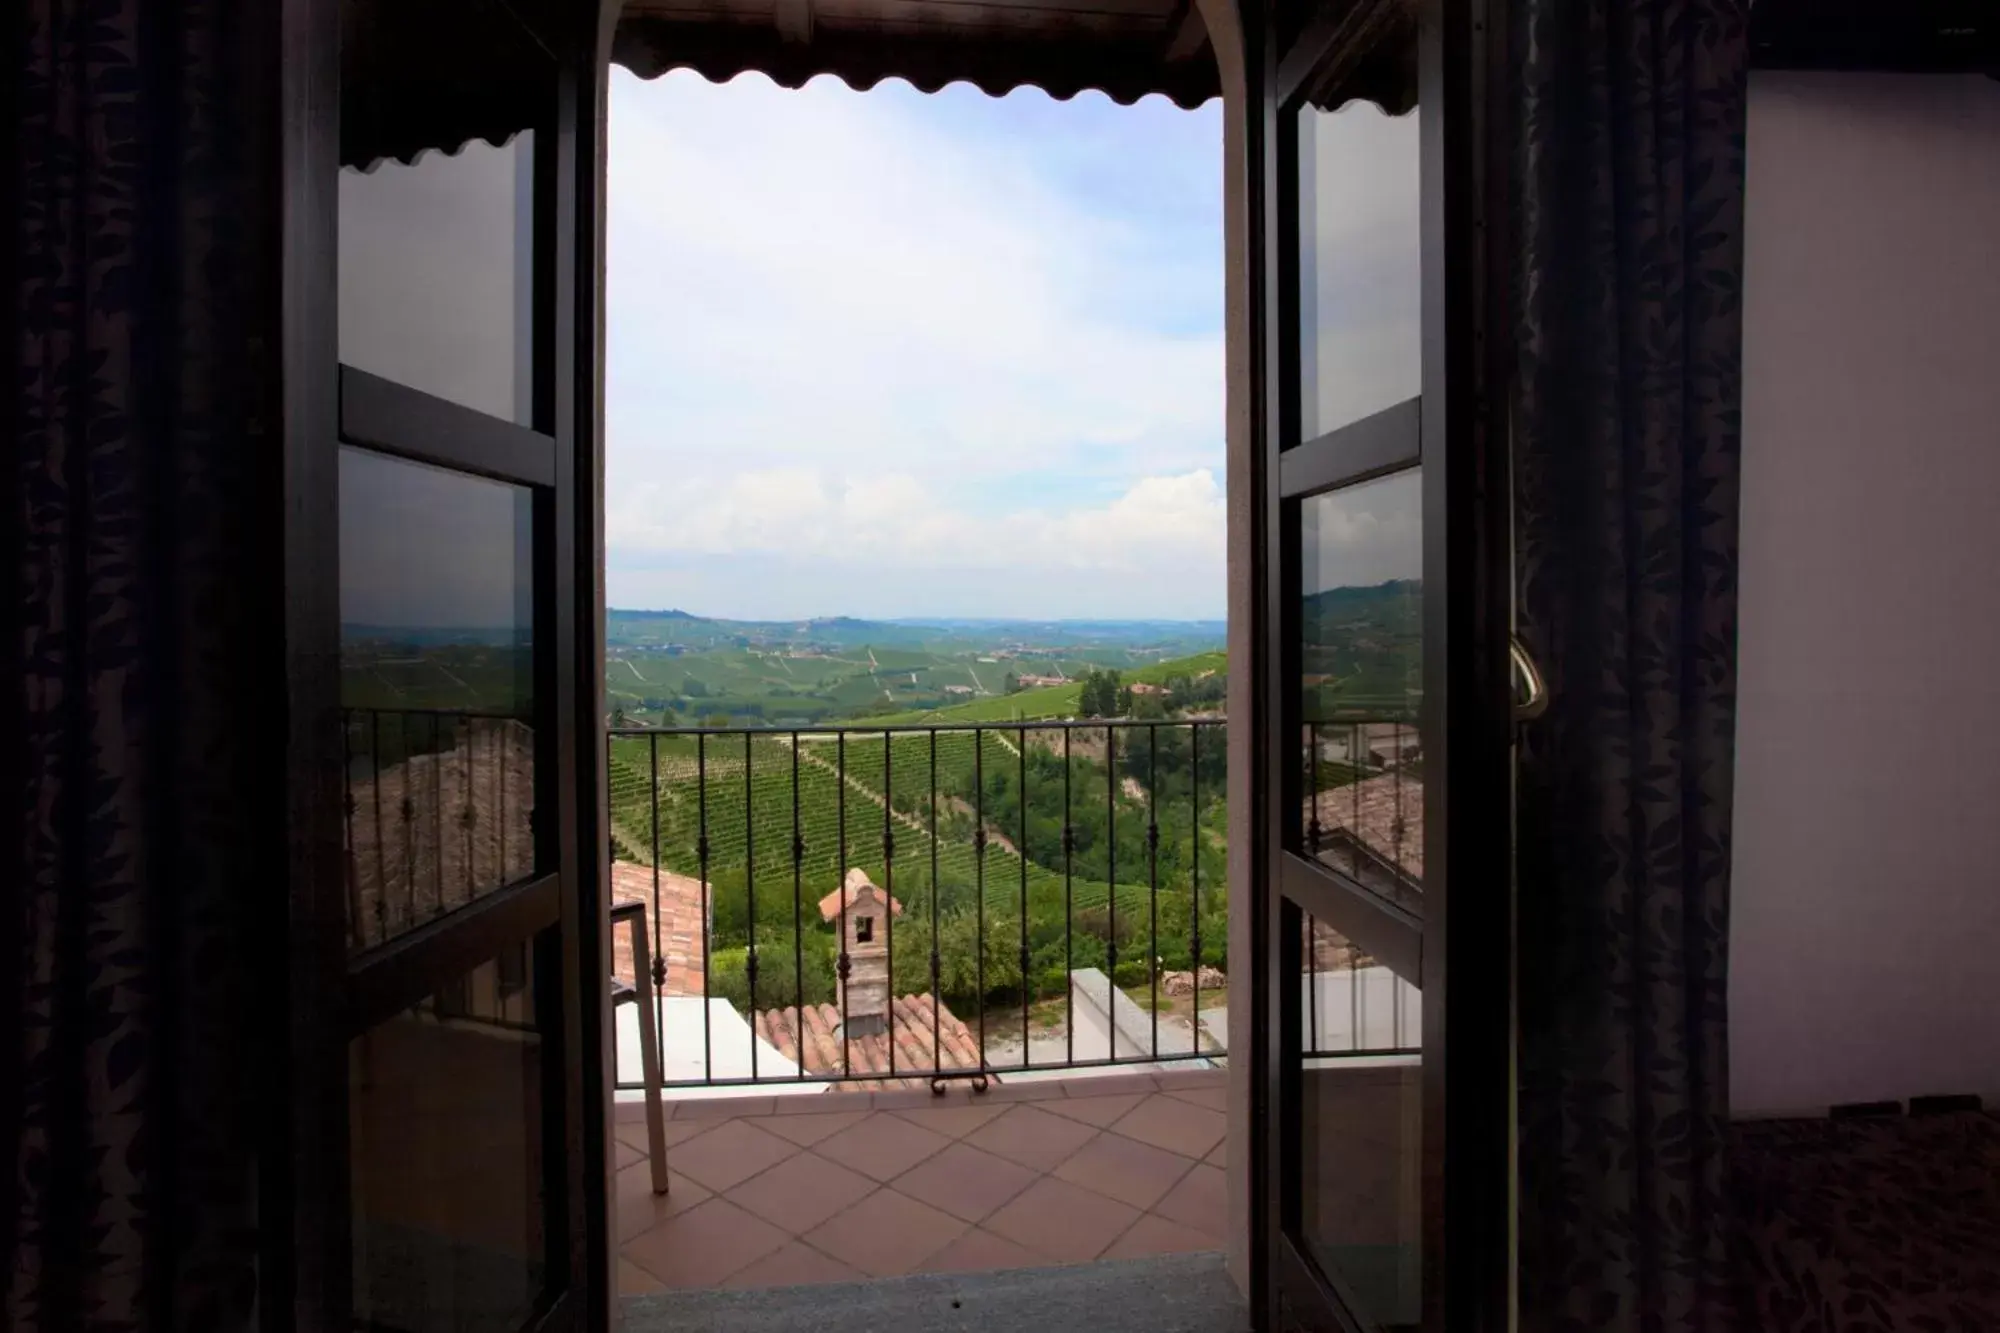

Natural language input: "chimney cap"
[819,867,904,923]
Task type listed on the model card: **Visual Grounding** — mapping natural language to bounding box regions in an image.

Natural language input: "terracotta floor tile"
[672,1096,775,1119]
[1051,1130,1197,1211]
[802,1188,968,1276]
[814,1113,953,1183]
[614,1137,643,1170]
[965,1105,1100,1172]
[672,1119,801,1193]
[1042,1093,1149,1128]
[1204,1136,1227,1167]
[1156,1068,1227,1089]
[615,1161,711,1244]
[917,1227,1049,1274]
[758,1110,869,1148]
[1111,1095,1227,1159]
[617,1257,664,1296]
[984,1176,1142,1263]
[721,1241,863,1289]
[974,1079,1072,1104]
[768,1091,873,1115]
[615,1115,710,1153]
[1059,1071,1158,1096]
[889,1102,1009,1139]
[1102,1213,1220,1260]
[1151,1162,1227,1239]
[1161,1084,1228,1113]
[622,1197,790,1288]
[726,1152,877,1233]
[890,1142,1039,1224]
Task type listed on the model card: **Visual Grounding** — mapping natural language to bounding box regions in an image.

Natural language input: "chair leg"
[628,917,671,1196]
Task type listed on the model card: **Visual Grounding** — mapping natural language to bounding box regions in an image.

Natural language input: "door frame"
[273,1,615,1328]
[1246,0,1514,1327]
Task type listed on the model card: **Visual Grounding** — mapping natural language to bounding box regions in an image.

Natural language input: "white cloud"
[604,70,1224,618]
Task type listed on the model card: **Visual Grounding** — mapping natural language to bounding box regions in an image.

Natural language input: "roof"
[818,867,905,923]
[343,0,1416,169]
[346,716,535,952]
[755,992,984,1090]
[609,859,714,997]
[1308,772,1423,885]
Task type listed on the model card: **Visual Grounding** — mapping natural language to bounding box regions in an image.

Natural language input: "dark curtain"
[6,2,270,1328]
[1512,2,1748,1331]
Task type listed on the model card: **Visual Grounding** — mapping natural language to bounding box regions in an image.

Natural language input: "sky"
[603,69,1226,622]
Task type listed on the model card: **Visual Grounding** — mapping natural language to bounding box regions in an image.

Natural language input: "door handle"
[1510,635,1548,723]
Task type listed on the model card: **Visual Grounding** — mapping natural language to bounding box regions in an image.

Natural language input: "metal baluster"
[1019,727,1029,1068]
[974,731,986,1069]
[1308,723,1323,862]
[650,733,664,1033]
[1064,727,1073,1067]
[1351,721,1363,881]
[371,711,388,941]
[1356,930,1368,1051]
[1190,722,1200,1055]
[930,730,941,1081]
[460,716,473,909]
[837,731,849,1079]
[745,732,757,1082]
[1107,724,1116,1063]
[341,711,360,951]
[431,713,444,923]
[883,730,894,1080]
[1307,914,1319,1054]
[401,712,416,925]
[495,714,505,890]
[793,732,805,1082]
[1148,723,1159,1061]
[698,732,712,1084]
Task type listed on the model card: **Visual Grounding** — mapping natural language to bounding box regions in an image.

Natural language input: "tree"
[1004,672,1020,694]
[1078,669,1123,718]
[611,706,627,728]
[682,677,709,699]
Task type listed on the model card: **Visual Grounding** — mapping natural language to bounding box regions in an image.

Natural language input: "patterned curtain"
[6,2,268,1327]
[1511,2,1748,1330]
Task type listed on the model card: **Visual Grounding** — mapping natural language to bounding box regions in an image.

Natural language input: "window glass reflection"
[339,132,537,424]
[1296,103,1420,442]
[1298,469,1422,911]
[341,447,537,951]
[351,950,547,1332]
[1291,914,1422,1327]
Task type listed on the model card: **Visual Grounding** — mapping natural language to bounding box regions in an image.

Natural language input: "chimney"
[820,868,903,1038]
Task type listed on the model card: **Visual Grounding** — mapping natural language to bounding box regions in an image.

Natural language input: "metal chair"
[611,899,670,1194]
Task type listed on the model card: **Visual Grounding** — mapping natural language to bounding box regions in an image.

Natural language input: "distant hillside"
[854,650,1228,725]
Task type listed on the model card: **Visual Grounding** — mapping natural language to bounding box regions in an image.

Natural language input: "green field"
[853,650,1228,726]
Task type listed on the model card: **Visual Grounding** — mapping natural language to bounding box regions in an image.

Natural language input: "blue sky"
[604,69,1225,621]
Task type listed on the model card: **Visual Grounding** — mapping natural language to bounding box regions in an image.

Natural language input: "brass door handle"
[1511,635,1548,722]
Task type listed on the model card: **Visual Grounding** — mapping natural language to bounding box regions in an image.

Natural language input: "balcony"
[338,712,1420,1298]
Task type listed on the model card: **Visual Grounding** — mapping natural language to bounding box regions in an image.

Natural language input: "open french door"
[1249,0,1512,1330]
[279,1,612,1329]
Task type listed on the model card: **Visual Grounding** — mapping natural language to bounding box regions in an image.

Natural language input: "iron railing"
[606,718,1420,1092]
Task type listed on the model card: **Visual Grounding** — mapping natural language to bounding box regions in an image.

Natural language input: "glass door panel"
[1290,914,1422,1329]
[1296,103,1422,443]
[350,948,549,1333]
[1297,469,1423,916]
[339,445,540,951]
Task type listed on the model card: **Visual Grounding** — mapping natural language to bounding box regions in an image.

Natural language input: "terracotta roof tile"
[609,860,711,998]
[756,994,983,1092]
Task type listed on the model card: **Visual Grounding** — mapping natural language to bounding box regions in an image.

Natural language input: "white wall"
[1733,73,2000,1114]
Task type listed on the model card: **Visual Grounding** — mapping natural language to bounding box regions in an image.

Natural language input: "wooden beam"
[774,0,813,45]
[1163,0,1209,63]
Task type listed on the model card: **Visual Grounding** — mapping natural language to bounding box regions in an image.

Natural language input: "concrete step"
[621,1253,1247,1333]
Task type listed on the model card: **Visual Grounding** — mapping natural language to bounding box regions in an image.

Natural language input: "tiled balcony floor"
[614,1068,1230,1294]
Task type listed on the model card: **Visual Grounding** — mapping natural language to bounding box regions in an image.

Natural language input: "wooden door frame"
[271,1,616,1328]
[1245,0,1515,1327]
